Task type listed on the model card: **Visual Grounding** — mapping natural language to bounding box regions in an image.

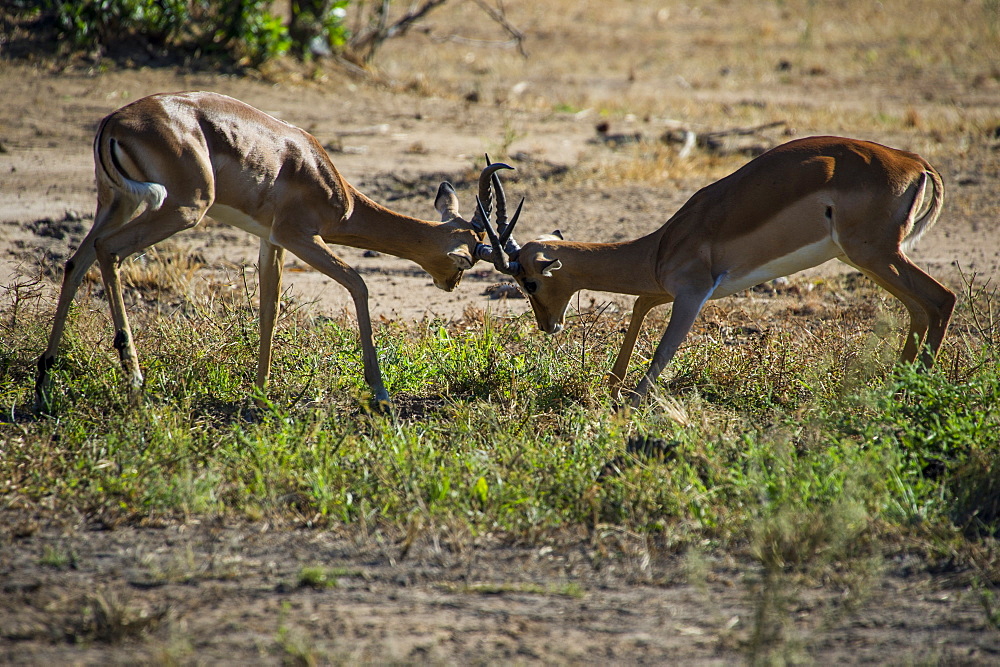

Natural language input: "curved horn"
[484,153,524,258]
[470,160,513,231]
[474,195,524,265]
[485,153,510,230]
[500,197,525,255]
[477,196,518,275]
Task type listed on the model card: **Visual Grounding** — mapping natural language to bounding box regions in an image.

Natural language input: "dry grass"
[117,244,206,295]
[376,0,999,132]
[79,242,207,300]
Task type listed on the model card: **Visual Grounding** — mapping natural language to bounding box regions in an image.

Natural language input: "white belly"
[207,204,271,239]
[712,236,841,299]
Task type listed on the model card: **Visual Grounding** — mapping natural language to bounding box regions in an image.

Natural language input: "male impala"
[482,136,955,407]
[35,91,518,410]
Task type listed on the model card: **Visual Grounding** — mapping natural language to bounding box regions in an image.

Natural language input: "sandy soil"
[2,0,1000,662]
[2,37,998,323]
[2,518,996,664]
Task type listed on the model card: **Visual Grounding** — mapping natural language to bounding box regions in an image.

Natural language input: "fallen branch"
[699,120,789,141]
[662,120,790,157]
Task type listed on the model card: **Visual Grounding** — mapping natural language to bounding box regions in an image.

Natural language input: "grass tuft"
[1,268,999,650]
[297,566,340,590]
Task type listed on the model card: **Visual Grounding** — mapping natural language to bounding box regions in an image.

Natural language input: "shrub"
[35,0,348,66]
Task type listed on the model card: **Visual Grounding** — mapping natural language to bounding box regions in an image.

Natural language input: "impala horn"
[477,195,521,276]
[472,157,517,263]
[470,161,513,233]
[486,153,525,259]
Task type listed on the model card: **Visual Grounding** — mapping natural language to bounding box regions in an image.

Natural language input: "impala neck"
[549,236,661,295]
[333,190,450,261]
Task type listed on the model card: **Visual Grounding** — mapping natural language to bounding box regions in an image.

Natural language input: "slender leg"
[609,295,670,404]
[255,240,286,397]
[273,232,390,408]
[36,193,134,410]
[95,244,142,396]
[93,203,208,398]
[836,175,955,368]
[628,280,719,407]
[842,253,955,367]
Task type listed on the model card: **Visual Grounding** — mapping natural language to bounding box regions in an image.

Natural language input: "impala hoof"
[610,388,642,414]
[611,400,632,416]
[34,393,55,415]
[370,389,392,415]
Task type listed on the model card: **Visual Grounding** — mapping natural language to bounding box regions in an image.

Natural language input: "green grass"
[1,270,998,582]
[297,565,340,590]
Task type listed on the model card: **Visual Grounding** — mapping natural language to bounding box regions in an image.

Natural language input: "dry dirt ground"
[2,518,996,664]
[2,0,1000,662]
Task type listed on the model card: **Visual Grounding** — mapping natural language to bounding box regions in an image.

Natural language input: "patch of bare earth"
[1,516,997,663]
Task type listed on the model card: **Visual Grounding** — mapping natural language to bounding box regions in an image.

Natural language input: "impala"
[35,91,520,410]
[481,136,955,407]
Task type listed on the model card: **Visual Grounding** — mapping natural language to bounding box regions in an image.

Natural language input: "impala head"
[429,159,524,291]
[508,238,572,333]
[478,200,571,333]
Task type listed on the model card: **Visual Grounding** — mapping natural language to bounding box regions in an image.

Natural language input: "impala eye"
[523,280,538,295]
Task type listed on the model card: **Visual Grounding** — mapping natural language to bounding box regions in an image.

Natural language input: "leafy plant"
[36,0,309,66]
[24,0,523,69]
[43,0,190,49]
[297,565,339,589]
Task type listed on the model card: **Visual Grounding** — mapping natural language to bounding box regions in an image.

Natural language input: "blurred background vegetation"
[11,0,487,68]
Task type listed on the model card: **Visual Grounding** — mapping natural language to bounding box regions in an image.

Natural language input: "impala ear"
[435,182,461,222]
[448,248,475,270]
[538,257,562,277]
[552,229,564,240]
[535,230,564,242]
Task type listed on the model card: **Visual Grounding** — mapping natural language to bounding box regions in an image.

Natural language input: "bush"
[35,0,348,66]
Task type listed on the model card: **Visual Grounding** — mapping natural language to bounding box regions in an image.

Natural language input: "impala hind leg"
[845,252,955,367]
[609,295,670,406]
[270,230,390,409]
[36,194,136,410]
[93,203,209,398]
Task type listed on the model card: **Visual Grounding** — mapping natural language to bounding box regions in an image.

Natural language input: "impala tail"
[901,166,944,253]
[95,116,168,211]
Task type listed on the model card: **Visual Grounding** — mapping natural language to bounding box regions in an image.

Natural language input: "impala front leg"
[610,295,670,406]
[354,290,391,410]
[627,277,721,407]
[274,231,390,410]
[255,240,286,400]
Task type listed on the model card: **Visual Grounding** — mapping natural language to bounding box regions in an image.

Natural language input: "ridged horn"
[500,197,524,255]
[477,196,518,276]
[470,160,513,231]
[484,153,524,257]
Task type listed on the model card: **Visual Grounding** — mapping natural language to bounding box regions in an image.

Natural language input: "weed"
[488,118,525,161]
[977,581,1000,632]
[65,590,168,644]
[38,544,76,569]
[297,565,339,590]
[275,601,324,665]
